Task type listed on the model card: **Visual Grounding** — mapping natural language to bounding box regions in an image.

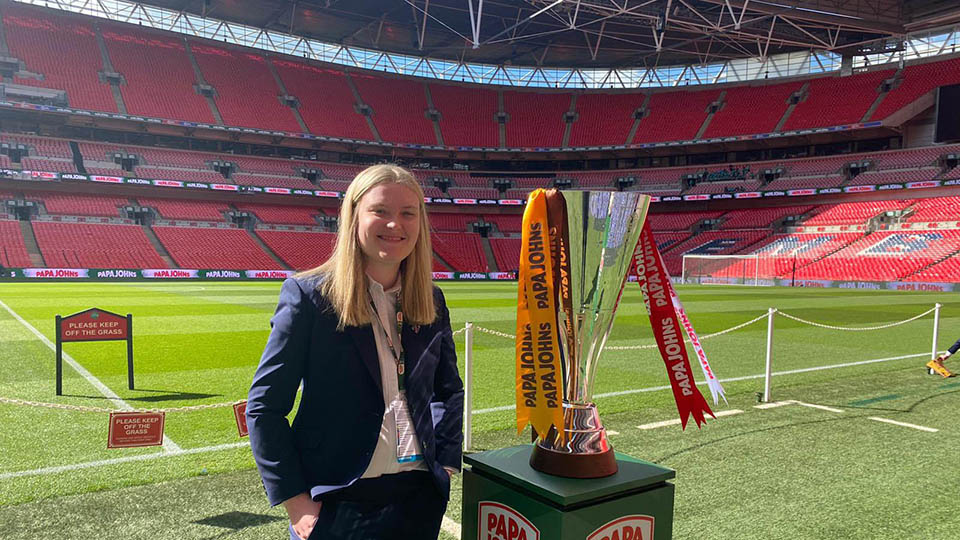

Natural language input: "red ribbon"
[632,220,715,429]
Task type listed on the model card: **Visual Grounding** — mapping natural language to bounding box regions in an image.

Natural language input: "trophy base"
[528,402,618,479]
[529,443,618,479]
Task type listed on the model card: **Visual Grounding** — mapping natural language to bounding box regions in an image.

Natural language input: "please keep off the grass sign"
[55,308,134,395]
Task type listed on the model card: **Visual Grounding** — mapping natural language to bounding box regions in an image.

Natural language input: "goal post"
[681,254,777,285]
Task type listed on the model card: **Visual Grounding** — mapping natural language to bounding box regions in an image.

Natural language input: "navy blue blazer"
[246,276,464,506]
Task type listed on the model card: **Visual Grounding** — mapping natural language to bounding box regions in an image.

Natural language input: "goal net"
[681,254,778,286]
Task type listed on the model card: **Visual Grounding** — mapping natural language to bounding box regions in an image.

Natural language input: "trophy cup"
[523,189,650,479]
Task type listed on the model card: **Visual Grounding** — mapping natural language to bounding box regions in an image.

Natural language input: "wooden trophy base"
[529,443,618,479]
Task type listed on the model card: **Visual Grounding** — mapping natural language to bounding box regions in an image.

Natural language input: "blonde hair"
[301,164,436,329]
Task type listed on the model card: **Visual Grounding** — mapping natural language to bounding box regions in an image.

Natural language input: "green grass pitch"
[0,281,958,539]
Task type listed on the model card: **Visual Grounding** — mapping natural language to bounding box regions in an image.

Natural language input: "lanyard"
[369,293,405,391]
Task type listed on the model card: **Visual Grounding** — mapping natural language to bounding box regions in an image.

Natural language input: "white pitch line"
[0,299,182,452]
[867,417,939,433]
[638,409,743,430]
[753,400,797,409]
[441,516,461,538]
[0,441,249,480]
[794,401,844,413]
[472,352,930,415]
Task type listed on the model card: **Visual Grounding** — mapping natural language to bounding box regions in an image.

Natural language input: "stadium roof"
[134,0,959,68]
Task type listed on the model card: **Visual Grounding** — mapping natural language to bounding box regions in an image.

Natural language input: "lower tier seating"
[32,221,166,268]
[152,226,284,269]
[256,230,335,271]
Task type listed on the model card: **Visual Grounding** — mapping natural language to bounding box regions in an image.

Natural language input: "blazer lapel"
[345,324,382,391]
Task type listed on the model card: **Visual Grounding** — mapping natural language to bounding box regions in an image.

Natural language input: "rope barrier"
[465,311,770,350]
[776,306,936,331]
[0,396,244,414]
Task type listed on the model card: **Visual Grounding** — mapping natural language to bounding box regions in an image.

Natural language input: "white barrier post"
[932,303,942,361]
[463,322,474,452]
[763,308,775,402]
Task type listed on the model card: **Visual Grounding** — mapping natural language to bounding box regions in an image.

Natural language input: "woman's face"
[356,182,421,272]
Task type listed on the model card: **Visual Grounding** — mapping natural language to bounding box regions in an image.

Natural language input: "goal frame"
[681,254,762,286]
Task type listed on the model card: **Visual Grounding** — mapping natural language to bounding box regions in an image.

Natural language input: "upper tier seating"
[429,84,500,148]
[353,74,435,145]
[569,93,644,147]
[653,231,692,252]
[273,61,373,140]
[101,23,214,124]
[0,220,33,267]
[190,43,301,132]
[633,89,720,143]
[503,91,569,148]
[137,198,231,221]
[3,4,116,112]
[32,221,166,268]
[705,81,800,137]
[2,134,73,159]
[431,232,487,272]
[784,69,894,130]
[152,226,284,269]
[873,57,960,120]
[256,230,335,271]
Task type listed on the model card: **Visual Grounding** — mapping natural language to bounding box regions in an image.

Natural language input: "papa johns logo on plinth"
[478,502,654,540]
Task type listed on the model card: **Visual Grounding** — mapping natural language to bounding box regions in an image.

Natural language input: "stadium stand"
[431,232,488,272]
[273,61,372,140]
[651,231,692,252]
[872,57,960,120]
[136,198,231,221]
[234,204,320,226]
[718,206,814,229]
[662,229,770,275]
[648,211,724,231]
[483,214,522,234]
[801,200,912,226]
[255,230,335,271]
[3,4,117,112]
[568,93,645,147]
[35,193,129,217]
[704,81,801,138]
[503,91,569,148]
[152,226,284,269]
[353,74,435,145]
[32,221,166,268]
[907,254,960,282]
[428,212,476,232]
[190,42,301,132]
[796,230,960,281]
[428,84,500,148]
[101,23,215,124]
[489,237,520,272]
[633,89,720,143]
[783,69,894,130]
[0,219,33,268]
[904,196,960,223]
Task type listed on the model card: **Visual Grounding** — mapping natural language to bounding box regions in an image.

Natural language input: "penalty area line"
[867,417,939,433]
[0,299,182,452]
[472,352,930,415]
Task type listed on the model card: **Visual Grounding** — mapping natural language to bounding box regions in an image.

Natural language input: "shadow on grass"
[193,511,285,539]
[59,389,221,402]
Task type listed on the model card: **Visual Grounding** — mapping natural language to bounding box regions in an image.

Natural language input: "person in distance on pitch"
[247,164,463,539]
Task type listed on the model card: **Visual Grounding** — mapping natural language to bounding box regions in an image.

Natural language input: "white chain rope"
[776,306,936,331]
[467,311,770,350]
[0,396,245,414]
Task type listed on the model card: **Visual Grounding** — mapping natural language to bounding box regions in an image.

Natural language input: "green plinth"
[462,445,675,540]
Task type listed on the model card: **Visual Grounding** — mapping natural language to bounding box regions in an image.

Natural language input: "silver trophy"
[530,190,650,478]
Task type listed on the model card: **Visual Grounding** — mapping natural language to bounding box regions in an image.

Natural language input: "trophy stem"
[529,402,618,479]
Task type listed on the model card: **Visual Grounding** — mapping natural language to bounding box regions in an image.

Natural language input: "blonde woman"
[247,164,463,539]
